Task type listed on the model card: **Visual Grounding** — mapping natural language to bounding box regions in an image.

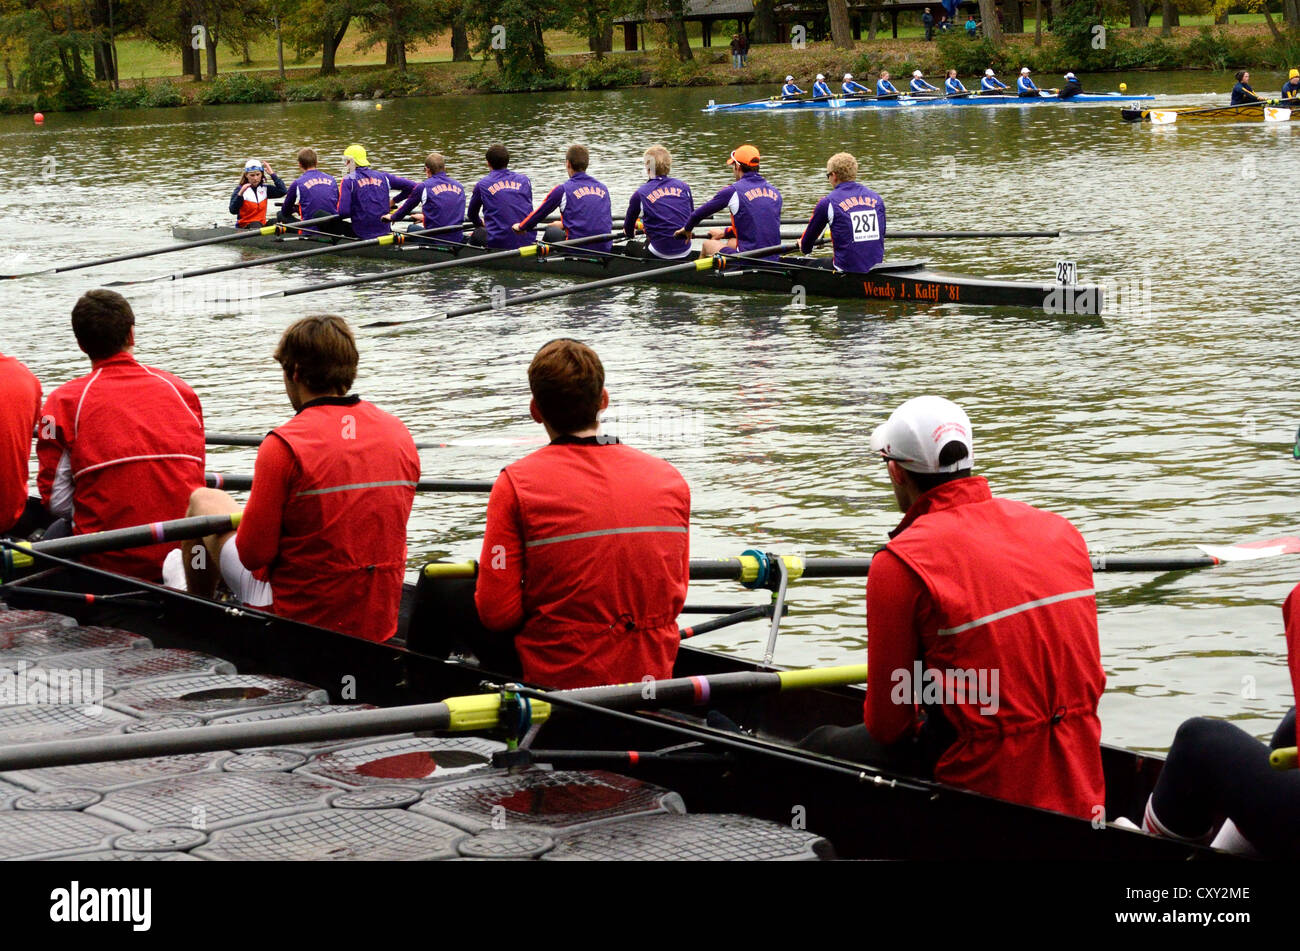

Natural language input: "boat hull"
[705,92,1154,112]
[0,557,1223,861]
[172,226,1106,315]
[1123,100,1296,123]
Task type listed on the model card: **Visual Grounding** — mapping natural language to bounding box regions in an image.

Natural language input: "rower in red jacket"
[801,396,1106,820]
[474,339,691,689]
[36,291,205,581]
[182,316,419,643]
[0,350,42,536]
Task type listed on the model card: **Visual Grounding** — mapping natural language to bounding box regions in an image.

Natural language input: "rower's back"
[35,292,204,582]
[880,476,1106,819]
[249,396,418,642]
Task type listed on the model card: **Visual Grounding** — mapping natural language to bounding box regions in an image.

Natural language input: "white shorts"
[161,540,273,608]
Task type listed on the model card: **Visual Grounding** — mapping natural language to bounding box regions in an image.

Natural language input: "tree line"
[2,0,1297,102]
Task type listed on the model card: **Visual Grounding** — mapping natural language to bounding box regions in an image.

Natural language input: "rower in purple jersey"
[623,145,694,259]
[337,144,417,240]
[279,147,338,226]
[674,144,782,259]
[513,144,612,253]
[798,151,886,273]
[467,144,535,250]
[383,151,467,243]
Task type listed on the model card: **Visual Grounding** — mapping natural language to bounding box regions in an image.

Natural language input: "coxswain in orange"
[800,396,1106,820]
[229,159,286,228]
[36,291,205,581]
[0,349,43,536]
[474,339,691,689]
[182,315,419,643]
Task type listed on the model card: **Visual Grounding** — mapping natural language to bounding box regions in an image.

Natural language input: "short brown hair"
[528,338,604,434]
[486,144,509,170]
[643,145,671,177]
[297,147,318,169]
[274,315,358,394]
[425,151,445,174]
[71,290,134,361]
[566,144,590,173]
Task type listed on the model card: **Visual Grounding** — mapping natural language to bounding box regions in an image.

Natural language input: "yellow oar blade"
[777,664,868,690]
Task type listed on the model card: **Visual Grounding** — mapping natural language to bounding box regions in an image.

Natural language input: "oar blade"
[1195,536,1300,562]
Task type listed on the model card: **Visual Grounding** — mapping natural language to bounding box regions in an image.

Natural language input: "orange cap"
[726,144,761,167]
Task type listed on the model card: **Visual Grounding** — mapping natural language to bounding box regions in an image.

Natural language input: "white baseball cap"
[786,75,794,82]
[844,73,853,80]
[984,68,994,76]
[870,396,974,474]
[1065,71,1076,79]
[1020,67,1030,74]
[912,70,923,78]
[816,73,825,80]
[243,158,263,172]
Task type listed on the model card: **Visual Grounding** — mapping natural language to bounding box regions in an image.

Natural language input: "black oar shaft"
[269,232,616,299]
[24,513,239,559]
[0,703,458,770]
[372,242,795,329]
[205,473,493,493]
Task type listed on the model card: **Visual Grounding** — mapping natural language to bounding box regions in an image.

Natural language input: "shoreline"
[3,23,1291,115]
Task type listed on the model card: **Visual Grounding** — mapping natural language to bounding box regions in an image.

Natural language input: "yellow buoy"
[1119,82,1127,92]
[376,103,383,110]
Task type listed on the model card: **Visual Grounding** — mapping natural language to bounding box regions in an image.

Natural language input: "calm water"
[0,70,1295,749]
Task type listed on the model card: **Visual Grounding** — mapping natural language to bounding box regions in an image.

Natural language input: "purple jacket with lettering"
[391,172,467,243]
[799,181,886,272]
[519,172,612,253]
[624,176,694,258]
[686,171,783,257]
[338,167,417,239]
[281,169,338,223]
[467,169,535,249]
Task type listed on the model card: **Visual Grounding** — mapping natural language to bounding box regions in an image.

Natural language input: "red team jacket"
[36,353,205,581]
[0,354,41,532]
[234,396,418,642]
[475,437,690,689]
[1283,584,1300,714]
[865,477,1106,819]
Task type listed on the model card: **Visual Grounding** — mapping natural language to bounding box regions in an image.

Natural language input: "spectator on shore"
[737,33,749,66]
[966,14,978,37]
[923,7,934,40]
[730,34,742,69]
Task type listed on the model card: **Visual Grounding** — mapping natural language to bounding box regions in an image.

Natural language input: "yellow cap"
[343,144,369,166]
[1290,68,1298,79]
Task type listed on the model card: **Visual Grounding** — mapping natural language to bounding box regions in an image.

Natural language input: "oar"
[422,538,1300,588]
[555,664,868,711]
[0,513,240,577]
[779,228,1060,240]
[366,241,795,330]
[0,217,343,280]
[709,94,785,110]
[253,231,618,301]
[1271,747,1298,770]
[204,472,494,493]
[0,693,556,770]
[205,431,543,451]
[107,221,474,287]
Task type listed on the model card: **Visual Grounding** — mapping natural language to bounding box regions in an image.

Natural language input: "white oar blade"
[1196,536,1300,562]
[1265,107,1291,122]
[1149,110,1178,124]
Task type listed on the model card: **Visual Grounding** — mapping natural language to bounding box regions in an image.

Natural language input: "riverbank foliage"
[3,14,1300,115]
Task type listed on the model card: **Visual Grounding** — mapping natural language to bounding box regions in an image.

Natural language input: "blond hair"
[827,152,858,182]
[643,145,672,178]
